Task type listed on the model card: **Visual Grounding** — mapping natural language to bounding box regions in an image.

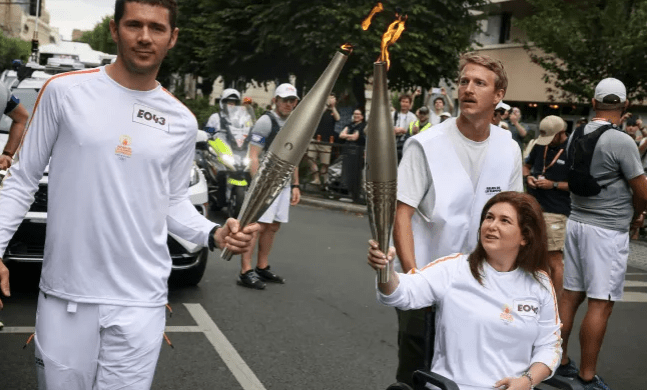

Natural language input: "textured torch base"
[365,180,397,284]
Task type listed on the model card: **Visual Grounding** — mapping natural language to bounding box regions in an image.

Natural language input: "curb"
[298,195,367,215]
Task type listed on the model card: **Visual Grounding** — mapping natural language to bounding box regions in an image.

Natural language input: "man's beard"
[118,40,164,76]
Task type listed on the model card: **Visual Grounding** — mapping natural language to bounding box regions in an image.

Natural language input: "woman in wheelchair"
[368,192,562,390]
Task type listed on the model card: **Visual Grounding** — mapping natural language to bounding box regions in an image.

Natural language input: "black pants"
[395,307,434,385]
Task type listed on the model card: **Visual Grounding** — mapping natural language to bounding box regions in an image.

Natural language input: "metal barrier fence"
[298,140,366,204]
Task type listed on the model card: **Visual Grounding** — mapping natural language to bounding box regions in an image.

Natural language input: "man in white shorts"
[558,78,647,390]
[239,83,301,289]
[0,1,258,388]
[392,52,523,386]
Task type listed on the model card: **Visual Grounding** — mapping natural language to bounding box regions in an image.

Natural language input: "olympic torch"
[221,49,350,260]
[365,62,397,283]
[363,7,406,282]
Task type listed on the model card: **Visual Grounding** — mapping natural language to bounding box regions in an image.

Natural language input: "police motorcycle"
[196,89,255,218]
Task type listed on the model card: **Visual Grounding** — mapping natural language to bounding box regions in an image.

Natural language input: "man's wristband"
[291,184,300,189]
[207,226,218,251]
[2,150,12,157]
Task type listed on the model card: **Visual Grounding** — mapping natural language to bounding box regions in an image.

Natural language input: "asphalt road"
[0,204,646,389]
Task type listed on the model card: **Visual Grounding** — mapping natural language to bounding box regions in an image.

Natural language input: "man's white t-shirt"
[0,67,216,306]
[378,254,562,390]
[398,121,523,222]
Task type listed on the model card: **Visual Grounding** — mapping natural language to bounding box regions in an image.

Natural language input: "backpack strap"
[262,111,281,152]
[585,124,624,185]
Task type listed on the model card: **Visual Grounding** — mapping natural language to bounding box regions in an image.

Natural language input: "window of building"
[474,13,512,46]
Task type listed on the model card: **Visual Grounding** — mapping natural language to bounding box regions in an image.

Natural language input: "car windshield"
[0,88,39,133]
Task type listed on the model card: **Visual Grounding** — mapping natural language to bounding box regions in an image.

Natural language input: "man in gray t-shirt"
[558,78,647,390]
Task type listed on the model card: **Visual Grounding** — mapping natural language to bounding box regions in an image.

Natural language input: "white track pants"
[35,291,165,390]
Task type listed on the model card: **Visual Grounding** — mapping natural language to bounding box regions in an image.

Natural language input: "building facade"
[0,0,60,46]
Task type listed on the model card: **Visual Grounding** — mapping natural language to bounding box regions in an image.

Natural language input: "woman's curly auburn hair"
[468,191,549,286]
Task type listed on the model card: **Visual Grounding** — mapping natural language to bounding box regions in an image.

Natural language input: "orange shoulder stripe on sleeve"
[162,87,197,121]
[16,68,101,152]
[416,253,462,273]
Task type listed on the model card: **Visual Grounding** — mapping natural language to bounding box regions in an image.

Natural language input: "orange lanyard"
[542,146,564,176]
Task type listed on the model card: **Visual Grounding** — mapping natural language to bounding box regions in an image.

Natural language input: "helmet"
[219,88,241,110]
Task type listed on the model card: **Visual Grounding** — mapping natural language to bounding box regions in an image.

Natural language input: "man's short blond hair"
[458,52,508,92]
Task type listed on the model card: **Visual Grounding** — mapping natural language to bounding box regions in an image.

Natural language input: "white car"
[0,74,211,286]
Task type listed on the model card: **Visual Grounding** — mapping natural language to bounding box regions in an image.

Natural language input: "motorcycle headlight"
[221,154,235,167]
[189,165,200,187]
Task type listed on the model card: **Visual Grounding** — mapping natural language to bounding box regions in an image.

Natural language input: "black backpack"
[567,124,622,197]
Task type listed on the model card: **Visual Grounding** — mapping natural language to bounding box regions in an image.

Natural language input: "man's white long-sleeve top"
[0,67,216,306]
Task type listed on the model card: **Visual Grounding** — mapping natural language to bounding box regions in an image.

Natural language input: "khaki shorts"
[306,142,332,165]
[544,212,567,252]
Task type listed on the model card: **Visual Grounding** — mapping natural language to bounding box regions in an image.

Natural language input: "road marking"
[185,303,266,390]
[624,281,647,288]
[0,304,266,390]
[621,292,647,302]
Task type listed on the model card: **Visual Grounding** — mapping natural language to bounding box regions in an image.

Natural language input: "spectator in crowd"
[369,191,561,390]
[0,1,258,387]
[508,106,528,148]
[392,52,523,386]
[307,93,340,186]
[523,115,570,299]
[492,101,508,127]
[407,106,432,136]
[425,87,454,125]
[0,82,29,170]
[558,78,647,390]
[339,108,367,202]
[625,117,643,143]
[576,116,588,129]
[241,83,301,289]
[439,112,451,123]
[393,93,417,162]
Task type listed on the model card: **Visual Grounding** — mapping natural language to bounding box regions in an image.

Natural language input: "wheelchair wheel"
[385,383,414,390]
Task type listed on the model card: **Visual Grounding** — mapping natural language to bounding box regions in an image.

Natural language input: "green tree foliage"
[517,0,647,102]
[169,0,485,100]
[0,34,31,69]
[76,16,117,55]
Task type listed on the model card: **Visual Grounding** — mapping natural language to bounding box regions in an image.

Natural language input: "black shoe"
[555,358,579,378]
[237,270,266,290]
[255,266,285,284]
[577,375,613,390]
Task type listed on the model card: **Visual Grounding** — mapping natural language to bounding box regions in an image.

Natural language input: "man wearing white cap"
[557,78,647,389]
[523,115,570,299]
[241,83,301,289]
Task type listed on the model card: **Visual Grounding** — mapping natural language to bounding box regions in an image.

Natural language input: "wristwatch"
[552,181,559,189]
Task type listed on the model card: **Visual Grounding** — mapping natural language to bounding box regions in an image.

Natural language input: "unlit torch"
[221,49,350,261]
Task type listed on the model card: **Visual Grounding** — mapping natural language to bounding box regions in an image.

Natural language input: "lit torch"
[221,46,351,261]
[364,10,406,282]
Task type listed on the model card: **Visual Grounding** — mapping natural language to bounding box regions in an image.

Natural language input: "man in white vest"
[391,52,523,385]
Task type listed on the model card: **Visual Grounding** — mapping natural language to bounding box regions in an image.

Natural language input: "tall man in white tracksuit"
[392,52,524,385]
[0,1,258,389]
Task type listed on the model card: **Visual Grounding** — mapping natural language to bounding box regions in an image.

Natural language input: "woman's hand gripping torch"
[220,49,350,261]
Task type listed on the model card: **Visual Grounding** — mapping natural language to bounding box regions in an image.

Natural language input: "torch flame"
[379,14,407,70]
[361,2,384,31]
[341,43,354,53]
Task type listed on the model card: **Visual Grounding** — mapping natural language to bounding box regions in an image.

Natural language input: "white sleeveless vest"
[405,119,516,271]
